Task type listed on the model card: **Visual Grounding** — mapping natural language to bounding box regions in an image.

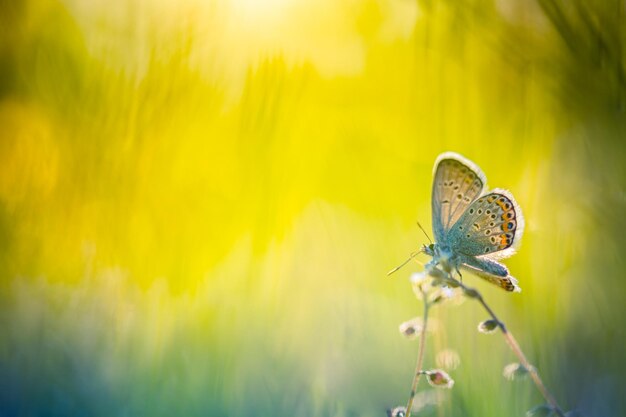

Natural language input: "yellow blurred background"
[0,0,624,416]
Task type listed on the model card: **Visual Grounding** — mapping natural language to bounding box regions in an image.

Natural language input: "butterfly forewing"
[446,190,524,259]
[432,153,486,242]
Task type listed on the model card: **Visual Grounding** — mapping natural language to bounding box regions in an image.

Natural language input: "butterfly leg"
[455,267,463,282]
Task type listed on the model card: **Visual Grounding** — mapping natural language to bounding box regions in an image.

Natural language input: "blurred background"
[0,0,624,416]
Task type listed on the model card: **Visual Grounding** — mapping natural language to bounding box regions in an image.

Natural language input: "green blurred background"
[0,0,624,416]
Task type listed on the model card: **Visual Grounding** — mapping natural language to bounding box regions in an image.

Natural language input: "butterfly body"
[426,152,524,292]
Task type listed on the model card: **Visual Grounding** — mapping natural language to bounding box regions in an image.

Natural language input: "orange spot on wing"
[501,211,514,220]
[495,199,509,211]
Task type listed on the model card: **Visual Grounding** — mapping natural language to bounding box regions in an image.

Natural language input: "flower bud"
[410,271,428,285]
[462,287,480,299]
[477,319,499,334]
[503,362,535,381]
[387,406,406,417]
[429,286,454,304]
[424,369,455,389]
[399,317,424,339]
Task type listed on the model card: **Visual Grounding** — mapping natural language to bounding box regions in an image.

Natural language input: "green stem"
[447,271,566,417]
[406,291,429,417]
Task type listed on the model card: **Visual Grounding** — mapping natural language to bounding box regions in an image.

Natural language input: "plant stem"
[448,273,566,417]
[406,291,429,417]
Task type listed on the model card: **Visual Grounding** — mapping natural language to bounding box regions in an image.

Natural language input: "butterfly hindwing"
[446,189,524,259]
[431,152,487,242]
[460,261,521,292]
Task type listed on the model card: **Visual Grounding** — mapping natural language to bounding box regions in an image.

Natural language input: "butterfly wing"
[458,254,521,292]
[460,262,521,292]
[446,189,524,259]
[431,152,487,242]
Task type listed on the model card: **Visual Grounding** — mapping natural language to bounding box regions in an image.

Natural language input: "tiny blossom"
[428,284,464,306]
[399,317,424,339]
[477,319,499,334]
[411,272,440,300]
[424,369,455,389]
[436,349,461,370]
[387,406,406,417]
[410,271,429,285]
[441,286,456,298]
[503,362,535,381]
[462,287,480,299]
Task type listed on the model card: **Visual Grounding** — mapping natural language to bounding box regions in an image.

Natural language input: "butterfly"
[421,152,524,292]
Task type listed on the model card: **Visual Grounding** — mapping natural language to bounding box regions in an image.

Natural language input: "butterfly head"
[423,242,457,273]
[422,243,436,257]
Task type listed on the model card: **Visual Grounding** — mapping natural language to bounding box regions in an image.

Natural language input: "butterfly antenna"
[387,251,421,276]
[416,222,433,244]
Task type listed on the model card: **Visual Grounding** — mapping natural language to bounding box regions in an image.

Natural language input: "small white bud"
[503,362,535,381]
[477,319,499,334]
[424,369,455,389]
[387,406,406,417]
[399,317,424,339]
[410,271,428,285]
